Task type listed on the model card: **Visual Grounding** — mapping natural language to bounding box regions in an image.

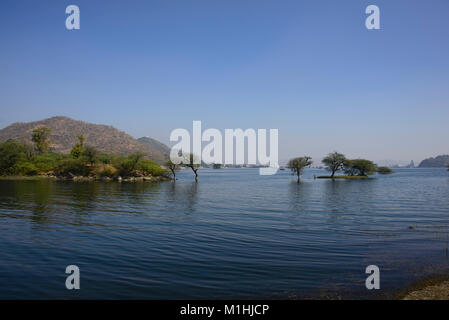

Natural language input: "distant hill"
[137,136,170,157]
[0,116,167,163]
[418,155,449,168]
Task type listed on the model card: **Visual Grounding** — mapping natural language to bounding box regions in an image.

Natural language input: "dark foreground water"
[0,168,449,299]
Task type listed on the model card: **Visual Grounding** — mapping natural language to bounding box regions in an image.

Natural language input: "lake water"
[0,168,449,299]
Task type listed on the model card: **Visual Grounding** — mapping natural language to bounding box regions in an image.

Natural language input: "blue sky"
[0,0,448,164]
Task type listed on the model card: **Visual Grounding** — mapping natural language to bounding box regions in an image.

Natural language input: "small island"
[290,152,381,180]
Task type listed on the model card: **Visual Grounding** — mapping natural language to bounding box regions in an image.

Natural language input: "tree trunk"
[190,167,199,182]
[297,170,300,183]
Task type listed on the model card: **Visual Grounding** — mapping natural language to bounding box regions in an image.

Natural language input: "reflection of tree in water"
[1,180,56,225]
[163,181,198,214]
[120,182,162,205]
[30,180,55,224]
[288,181,312,214]
[0,180,200,228]
[70,182,99,214]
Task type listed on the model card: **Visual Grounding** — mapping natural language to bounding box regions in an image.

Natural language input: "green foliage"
[0,138,171,179]
[377,166,393,174]
[98,164,117,178]
[82,145,98,165]
[287,156,313,182]
[31,126,52,154]
[11,162,39,176]
[322,152,346,177]
[343,160,357,176]
[114,157,134,177]
[344,159,377,176]
[98,153,114,164]
[138,159,169,177]
[0,140,29,175]
[32,153,66,173]
[70,134,85,158]
[0,140,66,175]
[113,153,168,177]
[54,158,91,177]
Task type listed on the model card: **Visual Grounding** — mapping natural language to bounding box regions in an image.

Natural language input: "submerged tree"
[287,156,313,183]
[322,152,346,178]
[165,159,179,180]
[182,153,200,182]
[31,126,52,154]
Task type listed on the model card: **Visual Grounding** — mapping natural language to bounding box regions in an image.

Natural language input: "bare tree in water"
[182,153,200,182]
[165,159,180,180]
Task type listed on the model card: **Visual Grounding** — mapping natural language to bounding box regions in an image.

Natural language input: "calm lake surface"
[1,168,449,299]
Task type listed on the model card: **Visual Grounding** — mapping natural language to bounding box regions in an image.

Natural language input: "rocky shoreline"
[398,276,449,300]
[0,174,172,182]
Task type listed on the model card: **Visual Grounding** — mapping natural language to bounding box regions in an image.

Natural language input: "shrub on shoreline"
[377,166,393,174]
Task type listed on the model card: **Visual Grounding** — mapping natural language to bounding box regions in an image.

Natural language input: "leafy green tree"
[55,158,91,177]
[32,153,65,173]
[31,126,52,154]
[138,159,168,177]
[82,145,98,166]
[343,159,357,176]
[70,134,85,158]
[322,152,346,178]
[98,153,113,164]
[128,153,144,171]
[344,159,376,176]
[165,159,179,180]
[182,153,200,182]
[287,156,313,183]
[115,153,144,177]
[0,140,28,175]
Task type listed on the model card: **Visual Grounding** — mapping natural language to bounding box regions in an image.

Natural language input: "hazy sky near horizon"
[1,0,448,164]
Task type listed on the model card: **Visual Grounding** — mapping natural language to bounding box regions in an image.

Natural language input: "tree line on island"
[287,152,393,183]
